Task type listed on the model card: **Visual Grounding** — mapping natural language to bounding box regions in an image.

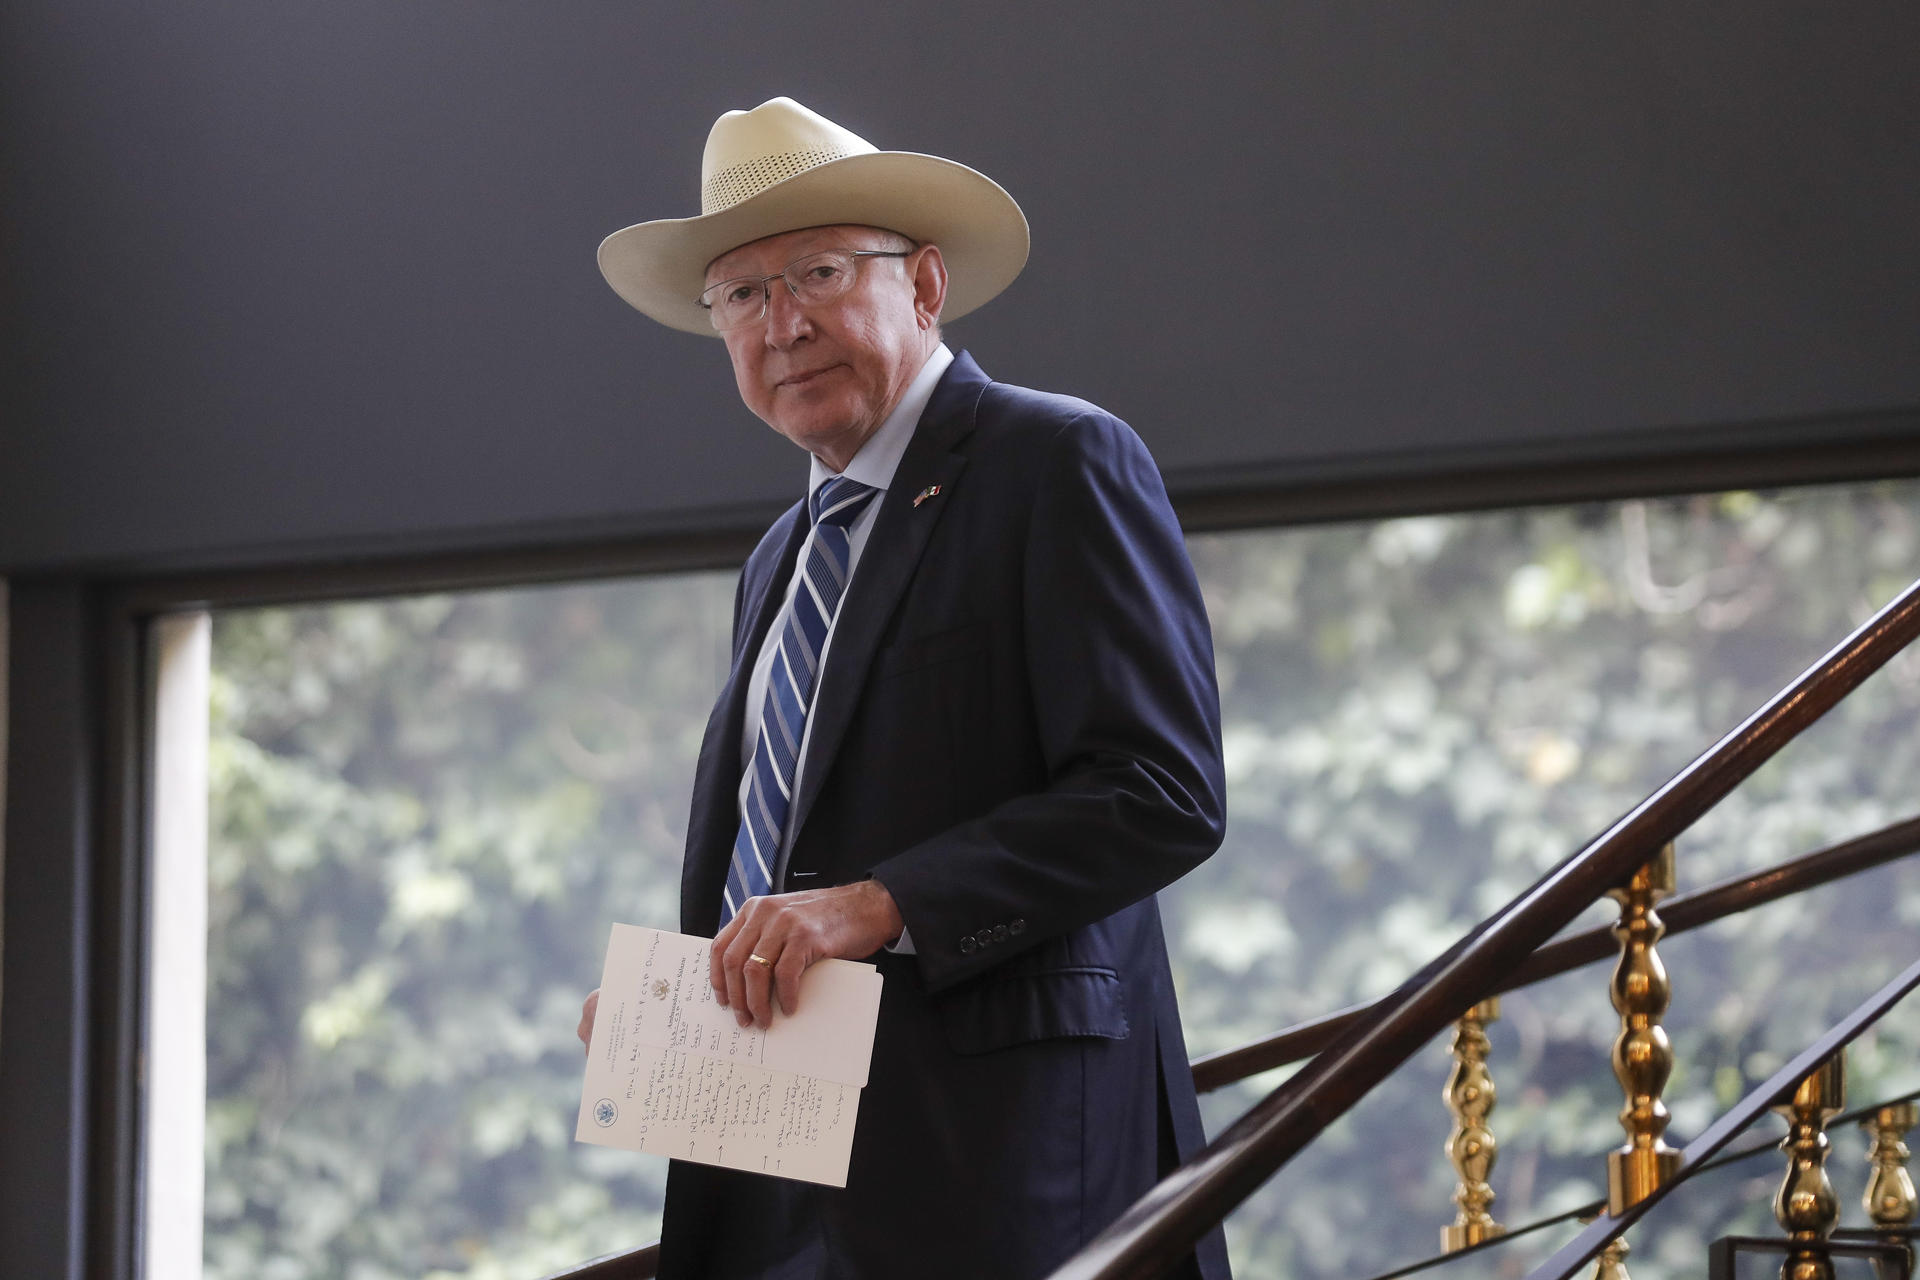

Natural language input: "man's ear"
[910,244,948,331]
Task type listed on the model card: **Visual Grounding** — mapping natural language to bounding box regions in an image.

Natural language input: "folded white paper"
[576,924,884,1187]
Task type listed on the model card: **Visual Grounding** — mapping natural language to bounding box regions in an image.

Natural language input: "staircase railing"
[1364,1085,1920,1280]
[1525,959,1920,1279]
[535,1244,659,1280]
[540,575,1920,1280]
[1191,813,1920,1091]
[1044,576,1920,1280]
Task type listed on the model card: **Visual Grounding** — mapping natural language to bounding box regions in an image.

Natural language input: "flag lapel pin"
[913,484,943,508]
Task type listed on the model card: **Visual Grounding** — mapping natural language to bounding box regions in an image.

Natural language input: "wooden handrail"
[533,1242,658,1280]
[1190,812,1920,1091]
[1044,575,1920,1280]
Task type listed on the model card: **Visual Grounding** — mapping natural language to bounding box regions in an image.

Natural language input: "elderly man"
[581,98,1231,1280]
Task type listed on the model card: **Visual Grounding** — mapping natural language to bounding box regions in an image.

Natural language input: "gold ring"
[747,953,773,968]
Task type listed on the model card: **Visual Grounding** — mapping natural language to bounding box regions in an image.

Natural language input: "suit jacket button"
[1009,918,1027,936]
[959,935,976,955]
[992,924,1009,943]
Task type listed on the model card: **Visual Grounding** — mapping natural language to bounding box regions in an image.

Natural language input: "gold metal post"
[1605,843,1682,1214]
[1578,1211,1632,1280]
[1862,1101,1917,1231]
[1774,1051,1847,1280]
[1441,996,1504,1251]
[1592,1236,1632,1280]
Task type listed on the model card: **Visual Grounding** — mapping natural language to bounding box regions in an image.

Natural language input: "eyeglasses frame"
[698,248,915,331]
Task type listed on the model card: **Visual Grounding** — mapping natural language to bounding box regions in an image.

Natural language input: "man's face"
[706,225,942,471]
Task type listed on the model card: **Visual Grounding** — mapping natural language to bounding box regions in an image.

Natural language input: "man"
[581,98,1231,1280]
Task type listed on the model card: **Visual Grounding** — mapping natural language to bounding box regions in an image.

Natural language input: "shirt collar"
[808,342,954,496]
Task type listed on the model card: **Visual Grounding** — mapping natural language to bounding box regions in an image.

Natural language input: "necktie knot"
[811,477,878,529]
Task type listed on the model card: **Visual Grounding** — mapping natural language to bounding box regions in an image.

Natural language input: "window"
[155,481,1920,1279]
[180,575,733,1278]
[1176,483,1920,1277]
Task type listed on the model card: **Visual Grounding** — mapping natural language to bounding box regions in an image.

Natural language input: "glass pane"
[206,573,732,1279]
[196,479,1920,1279]
[1171,481,1920,1279]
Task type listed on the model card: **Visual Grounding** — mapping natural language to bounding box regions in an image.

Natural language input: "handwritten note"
[575,924,883,1187]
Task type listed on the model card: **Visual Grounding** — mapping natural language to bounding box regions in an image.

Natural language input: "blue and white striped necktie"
[721,475,880,925]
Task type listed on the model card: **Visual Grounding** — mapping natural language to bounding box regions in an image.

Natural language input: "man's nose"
[762,280,813,347]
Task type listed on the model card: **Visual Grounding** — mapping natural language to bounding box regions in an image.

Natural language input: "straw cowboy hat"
[598,97,1030,336]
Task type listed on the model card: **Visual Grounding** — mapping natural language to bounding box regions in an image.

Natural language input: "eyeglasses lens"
[702,251,862,331]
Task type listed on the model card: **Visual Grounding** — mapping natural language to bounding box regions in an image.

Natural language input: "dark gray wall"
[3,3,1917,574]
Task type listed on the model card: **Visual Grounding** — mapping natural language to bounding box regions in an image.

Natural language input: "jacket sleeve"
[866,410,1226,993]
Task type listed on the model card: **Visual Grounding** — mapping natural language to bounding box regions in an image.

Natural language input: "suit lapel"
[680,503,808,933]
[784,352,990,849]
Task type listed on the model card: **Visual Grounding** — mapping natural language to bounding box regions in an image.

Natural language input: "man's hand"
[711,880,904,1029]
[577,988,599,1050]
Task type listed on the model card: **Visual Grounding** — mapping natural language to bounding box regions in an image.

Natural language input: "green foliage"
[205,481,1920,1279]
[207,579,733,1278]
[1175,483,1920,1278]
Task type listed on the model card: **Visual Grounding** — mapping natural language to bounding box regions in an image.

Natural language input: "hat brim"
[598,151,1030,336]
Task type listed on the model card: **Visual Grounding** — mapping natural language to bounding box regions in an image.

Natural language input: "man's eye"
[804,262,843,282]
[723,283,758,305]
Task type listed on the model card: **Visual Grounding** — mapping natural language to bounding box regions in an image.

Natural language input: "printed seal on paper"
[593,1098,618,1128]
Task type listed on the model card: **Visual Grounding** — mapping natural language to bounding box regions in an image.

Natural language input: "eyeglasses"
[699,248,912,332]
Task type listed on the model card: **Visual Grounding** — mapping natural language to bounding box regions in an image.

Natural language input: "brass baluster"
[1441,997,1504,1251]
[1862,1101,1918,1233]
[1592,1236,1632,1280]
[1578,1211,1632,1280]
[1863,1100,1917,1280]
[1774,1051,1846,1280]
[1605,842,1682,1215]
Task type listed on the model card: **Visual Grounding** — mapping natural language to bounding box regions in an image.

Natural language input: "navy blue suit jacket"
[660,352,1232,1280]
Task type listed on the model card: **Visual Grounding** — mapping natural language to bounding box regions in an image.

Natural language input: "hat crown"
[700,98,879,216]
